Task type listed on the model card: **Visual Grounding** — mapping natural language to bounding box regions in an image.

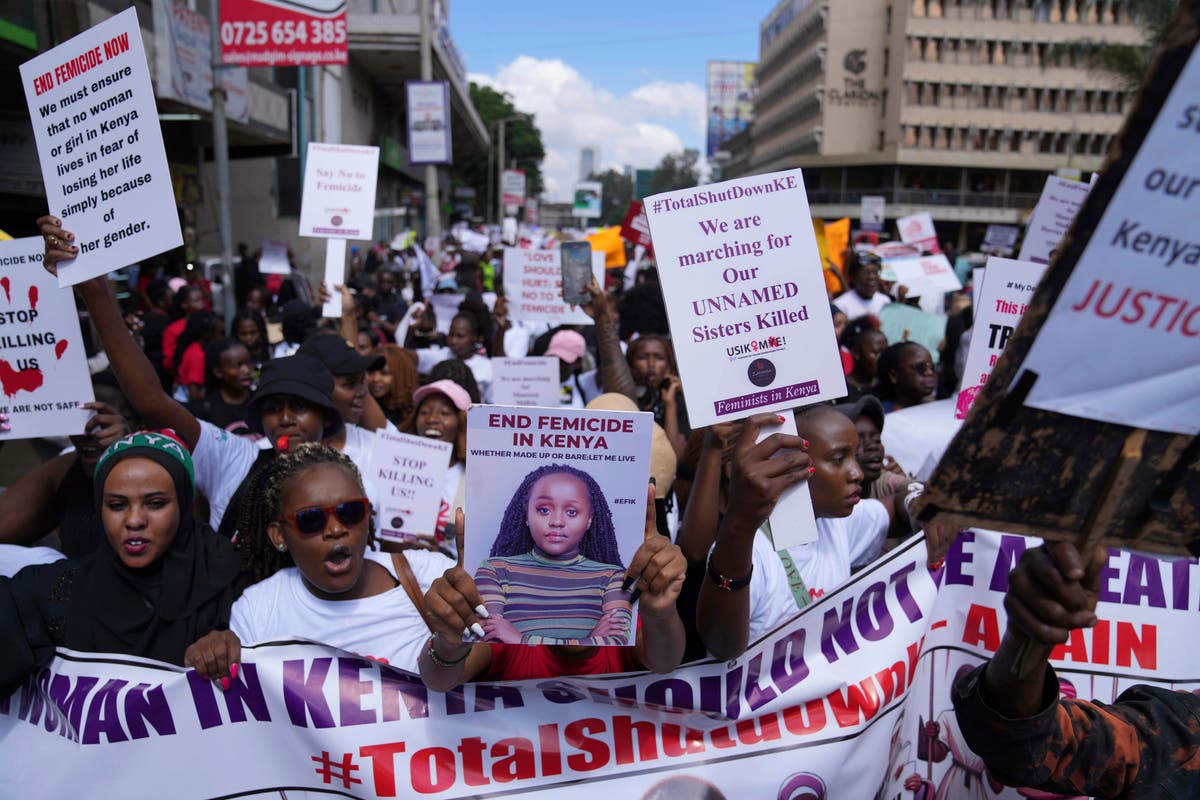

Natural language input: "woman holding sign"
[0,430,240,694]
[418,486,687,688]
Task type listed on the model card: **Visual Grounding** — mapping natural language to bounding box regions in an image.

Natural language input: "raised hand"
[726,412,812,530]
[622,482,686,615]
[81,401,132,449]
[36,215,78,276]
[422,508,488,653]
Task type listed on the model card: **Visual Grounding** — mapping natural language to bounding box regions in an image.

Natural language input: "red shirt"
[483,643,640,682]
[162,318,186,371]
[176,342,206,386]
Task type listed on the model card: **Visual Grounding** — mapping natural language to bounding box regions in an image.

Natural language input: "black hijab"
[65,431,240,665]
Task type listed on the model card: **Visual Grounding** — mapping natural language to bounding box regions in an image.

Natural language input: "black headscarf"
[65,430,240,665]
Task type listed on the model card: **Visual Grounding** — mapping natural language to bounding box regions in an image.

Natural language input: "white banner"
[955,257,1046,419]
[20,7,183,287]
[407,81,452,165]
[3,533,1195,798]
[299,142,380,241]
[643,169,846,427]
[0,238,94,439]
[1020,46,1200,435]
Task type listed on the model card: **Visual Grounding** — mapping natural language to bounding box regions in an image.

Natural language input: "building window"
[883,47,890,77]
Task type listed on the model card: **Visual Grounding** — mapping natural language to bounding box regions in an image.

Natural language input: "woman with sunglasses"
[875,342,937,412]
[186,444,447,679]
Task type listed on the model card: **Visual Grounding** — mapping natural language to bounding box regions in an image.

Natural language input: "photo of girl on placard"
[474,463,632,645]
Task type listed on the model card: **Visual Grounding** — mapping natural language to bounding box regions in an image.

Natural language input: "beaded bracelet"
[425,634,470,668]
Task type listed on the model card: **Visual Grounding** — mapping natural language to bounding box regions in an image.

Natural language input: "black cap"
[298,333,385,375]
[247,354,343,439]
[834,394,885,433]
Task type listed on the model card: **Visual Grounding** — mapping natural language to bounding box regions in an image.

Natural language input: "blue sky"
[449,1,764,200]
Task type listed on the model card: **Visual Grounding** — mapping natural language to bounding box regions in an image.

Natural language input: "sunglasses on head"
[281,497,370,535]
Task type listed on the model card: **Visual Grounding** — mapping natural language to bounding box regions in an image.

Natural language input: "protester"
[273,299,316,359]
[627,335,690,459]
[189,337,255,433]
[834,395,912,501]
[187,444,449,677]
[162,284,208,372]
[233,308,270,371]
[546,329,589,407]
[841,319,889,401]
[950,541,1200,797]
[0,430,240,694]
[411,308,494,401]
[418,489,686,687]
[833,252,891,320]
[172,310,221,403]
[406,379,470,550]
[876,342,938,412]
[368,344,419,430]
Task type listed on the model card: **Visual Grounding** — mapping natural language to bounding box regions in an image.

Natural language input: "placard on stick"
[20,8,182,287]
[0,238,94,439]
[913,10,1200,555]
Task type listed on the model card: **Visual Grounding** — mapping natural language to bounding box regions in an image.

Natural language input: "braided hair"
[235,443,372,585]
[489,463,623,568]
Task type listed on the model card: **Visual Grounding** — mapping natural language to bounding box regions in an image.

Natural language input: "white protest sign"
[756,412,816,550]
[258,240,290,275]
[464,405,652,646]
[1021,46,1200,435]
[981,224,1020,256]
[955,257,1046,420]
[643,169,846,426]
[299,142,379,241]
[860,195,885,232]
[426,292,461,335]
[0,238,94,439]
[20,8,182,288]
[502,217,517,245]
[1018,174,1092,264]
[896,211,939,253]
[502,248,601,326]
[492,357,560,406]
[367,429,452,544]
[886,254,962,314]
[321,239,347,319]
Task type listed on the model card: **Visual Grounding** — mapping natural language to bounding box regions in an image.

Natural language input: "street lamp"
[488,113,532,223]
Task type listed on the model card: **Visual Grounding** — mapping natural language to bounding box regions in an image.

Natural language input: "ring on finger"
[47,234,57,246]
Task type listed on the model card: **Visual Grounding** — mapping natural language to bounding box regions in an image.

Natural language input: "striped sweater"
[475,549,632,645]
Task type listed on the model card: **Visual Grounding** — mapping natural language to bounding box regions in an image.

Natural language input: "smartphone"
[560,241,593,305]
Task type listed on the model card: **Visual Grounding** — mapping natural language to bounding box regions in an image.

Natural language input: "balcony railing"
[805,187,1042,208]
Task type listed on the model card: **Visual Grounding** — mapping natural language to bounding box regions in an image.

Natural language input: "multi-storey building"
[726,0,1145,248]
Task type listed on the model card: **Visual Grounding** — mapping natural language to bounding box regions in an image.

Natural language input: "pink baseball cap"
[545,330,586,364]
[412,379,472,412]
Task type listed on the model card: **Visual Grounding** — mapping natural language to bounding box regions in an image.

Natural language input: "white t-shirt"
[192,419,263,530]
[832,290,891,321]
[413,348,493,402]
[229,549,450,672]
[747,498,890,641]
[0,545,64,578]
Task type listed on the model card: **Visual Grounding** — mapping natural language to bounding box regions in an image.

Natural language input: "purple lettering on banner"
[742,653,778,711]
[473,683,525,712]
[821,598,859,663]
[856,582,894,641]
[48,673,98,741]
[16,672,47,730]
[222,662,271,724]
[697,674,724,719]
[82,678,128,745]
[338,657,377,727]
[1099,548,1122,603]
[724,666,744,719]
[123,682,176,739]
[380,669,430,721]
[443,686,466,716]
[1171,558,1193,611]
[186,670,224,730]
[283,658,335,728]
[0,686,10,716]
[988,535,1028,592]
[644,678,694,712]
[770,628,810,693]
[944,531,975,586]
[889,562,924,623]
[1123,553,1167,608]
[712,380,821,417]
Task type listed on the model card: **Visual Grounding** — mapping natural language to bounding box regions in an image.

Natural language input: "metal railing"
[805,188,1041,208]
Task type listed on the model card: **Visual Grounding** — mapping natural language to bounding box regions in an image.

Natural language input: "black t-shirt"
[189,392,252,433]
[54,459,106,559]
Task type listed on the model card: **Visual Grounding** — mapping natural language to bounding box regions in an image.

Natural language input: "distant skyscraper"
[579,146,599,180]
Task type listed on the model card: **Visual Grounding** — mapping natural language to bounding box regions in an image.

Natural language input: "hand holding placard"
[727,412,813,533]
[621,482,687,612]
[424,508,488,650]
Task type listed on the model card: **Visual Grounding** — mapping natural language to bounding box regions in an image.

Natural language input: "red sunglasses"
[281,497,370,535]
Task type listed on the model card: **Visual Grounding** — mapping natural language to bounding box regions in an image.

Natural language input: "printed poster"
[896,211,940,253]
[1017,174,1093,264]
[573,181,602,219]
[464,405,653,646]
[492,357,560,407]
[1022,45,1200,435]
[299,142,380,240]
[219,0,347,67]
[20,7,183,287]
[367,429,452,545]
[955,257,1046,420]
[502,248,604,326]
[406,81,452,165]
[0,237,94,439]
[152,0,249,123]
[643,168,846,427]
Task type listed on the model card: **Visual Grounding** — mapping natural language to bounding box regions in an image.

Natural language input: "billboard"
[706,61,756,157]
[406,81,452,165]
[219,0,347,67]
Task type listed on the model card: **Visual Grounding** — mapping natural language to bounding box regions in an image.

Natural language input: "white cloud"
[470,56,705,202]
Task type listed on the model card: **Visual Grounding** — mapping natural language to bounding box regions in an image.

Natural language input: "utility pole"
[209,0,236,332]
[418,0,441,245]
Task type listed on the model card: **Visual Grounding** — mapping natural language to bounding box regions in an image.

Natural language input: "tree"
[1052,0,1178,89]
[588,168,634,226]
[647,149,700,196]
[457,83,546,219]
